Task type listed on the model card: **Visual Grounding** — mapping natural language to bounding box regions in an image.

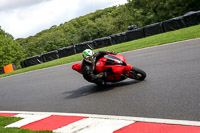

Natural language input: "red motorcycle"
[72,53,146,86]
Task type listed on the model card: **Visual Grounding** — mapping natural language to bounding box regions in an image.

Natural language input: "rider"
[81,49,114,85]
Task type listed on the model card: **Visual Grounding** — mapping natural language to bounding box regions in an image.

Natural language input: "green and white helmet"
[82,49,95,63]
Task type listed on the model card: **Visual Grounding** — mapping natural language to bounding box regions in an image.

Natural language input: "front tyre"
[129,67,146,81]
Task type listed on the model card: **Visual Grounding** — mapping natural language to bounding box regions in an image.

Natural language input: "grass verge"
[1,24,200,78]
[0,116,52,133]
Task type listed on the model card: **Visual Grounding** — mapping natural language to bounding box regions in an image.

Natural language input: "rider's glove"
[107,51,116,55]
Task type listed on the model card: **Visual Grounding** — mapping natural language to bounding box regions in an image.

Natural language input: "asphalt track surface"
[0,38,200,121]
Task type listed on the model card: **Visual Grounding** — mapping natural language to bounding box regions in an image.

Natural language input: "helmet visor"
[86,56,94,63]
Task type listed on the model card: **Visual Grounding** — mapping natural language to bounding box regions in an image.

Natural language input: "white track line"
[54,118,134,133]
[1,111,200,127]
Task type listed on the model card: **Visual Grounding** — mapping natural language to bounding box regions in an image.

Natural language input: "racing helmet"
[82,49,95,63]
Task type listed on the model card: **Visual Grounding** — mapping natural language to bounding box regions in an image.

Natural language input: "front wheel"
[128,67,146,81]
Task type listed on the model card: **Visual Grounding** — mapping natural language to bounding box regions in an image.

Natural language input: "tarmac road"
[0,38,200,121]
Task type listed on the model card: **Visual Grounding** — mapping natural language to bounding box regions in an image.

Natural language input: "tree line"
[1,0,200,68]
[0,27,24,68]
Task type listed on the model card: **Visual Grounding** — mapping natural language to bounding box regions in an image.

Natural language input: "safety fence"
[20,10,200,68]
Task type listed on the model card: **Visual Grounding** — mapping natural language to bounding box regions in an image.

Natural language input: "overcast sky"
[0,0,127,39]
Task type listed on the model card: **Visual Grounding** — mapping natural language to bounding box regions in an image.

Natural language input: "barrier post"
[3,64,15,74]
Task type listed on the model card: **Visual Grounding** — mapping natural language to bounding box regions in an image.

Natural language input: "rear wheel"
[128,67,146,81]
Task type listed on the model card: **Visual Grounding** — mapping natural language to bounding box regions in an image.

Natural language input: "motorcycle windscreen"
[105,55,127,66]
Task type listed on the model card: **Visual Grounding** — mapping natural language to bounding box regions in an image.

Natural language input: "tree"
[16,0,200,60]
[126,0,200,26]
[0,27,24,68]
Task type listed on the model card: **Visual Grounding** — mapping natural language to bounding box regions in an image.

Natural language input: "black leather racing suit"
[81,51,109,84]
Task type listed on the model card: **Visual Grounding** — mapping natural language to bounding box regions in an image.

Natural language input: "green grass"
[0,116,52,133]
[1,24,200,78]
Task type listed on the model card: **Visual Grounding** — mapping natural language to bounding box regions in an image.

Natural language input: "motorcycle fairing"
[72,62,82,74]
[95,57,126,74]
[95,54,128,81]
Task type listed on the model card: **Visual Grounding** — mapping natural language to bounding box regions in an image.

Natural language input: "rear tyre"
[129,67,146,81]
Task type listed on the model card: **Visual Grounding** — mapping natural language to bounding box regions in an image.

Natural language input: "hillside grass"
[1,24,200,78]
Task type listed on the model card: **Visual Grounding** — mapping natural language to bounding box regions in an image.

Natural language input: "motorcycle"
[72,53,146,86]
